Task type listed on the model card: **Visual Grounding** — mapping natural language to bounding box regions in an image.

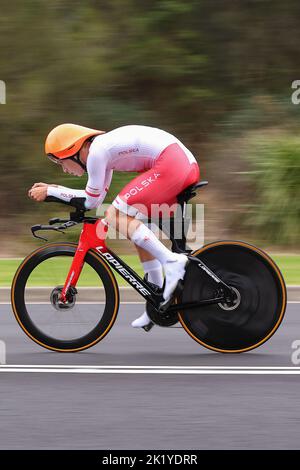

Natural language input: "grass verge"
[0,254,298,286]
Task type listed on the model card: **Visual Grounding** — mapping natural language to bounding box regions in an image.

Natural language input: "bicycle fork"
[59,219,108,303]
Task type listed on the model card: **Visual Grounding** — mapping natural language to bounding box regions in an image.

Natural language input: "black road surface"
[0,302,299,450]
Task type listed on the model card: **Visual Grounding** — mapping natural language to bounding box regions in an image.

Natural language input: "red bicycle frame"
[59,219,109,302]
[59,218,160,304]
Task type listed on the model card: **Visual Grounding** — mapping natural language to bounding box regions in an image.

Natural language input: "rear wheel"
[11,243,119,352]
[178,241,287,353]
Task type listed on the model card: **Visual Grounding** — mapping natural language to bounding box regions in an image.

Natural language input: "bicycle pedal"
[142,322,155,332]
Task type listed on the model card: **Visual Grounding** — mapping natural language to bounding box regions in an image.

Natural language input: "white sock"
[132,260,162,328]
[142,259,164,288]
[131,224,178,265]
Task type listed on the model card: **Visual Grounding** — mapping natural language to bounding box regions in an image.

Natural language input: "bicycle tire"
[11,243,119,352]
[178,241,287,353]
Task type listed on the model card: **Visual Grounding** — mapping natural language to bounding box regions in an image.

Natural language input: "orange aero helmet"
[45,123,105,159]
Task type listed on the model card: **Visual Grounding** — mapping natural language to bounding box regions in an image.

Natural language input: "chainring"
[146,300,179,327]
[143,275,179,326]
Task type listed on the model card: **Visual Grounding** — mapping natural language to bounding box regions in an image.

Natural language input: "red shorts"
[112,143,200,218]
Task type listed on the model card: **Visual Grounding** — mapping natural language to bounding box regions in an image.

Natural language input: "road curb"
[285,286,300,302]
[1,286,299,302]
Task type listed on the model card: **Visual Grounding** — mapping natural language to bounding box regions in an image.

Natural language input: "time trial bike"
[11,181,287,353]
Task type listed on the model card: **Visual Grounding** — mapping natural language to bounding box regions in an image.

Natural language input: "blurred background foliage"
[0,0,299,254]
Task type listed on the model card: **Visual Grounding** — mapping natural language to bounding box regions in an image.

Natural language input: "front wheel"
[178,241,287,353]
[11,243,120,352]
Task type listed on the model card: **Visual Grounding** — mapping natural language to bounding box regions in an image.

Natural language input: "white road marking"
[0,302,144,305]
[0,301,299,305]
[0,365,300,375]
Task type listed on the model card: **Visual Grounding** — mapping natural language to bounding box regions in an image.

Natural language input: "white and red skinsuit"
[47,125,200,217]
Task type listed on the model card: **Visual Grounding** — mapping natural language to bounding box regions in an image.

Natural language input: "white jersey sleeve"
[47,185,86,202]
[46,141,113,209]
[84,142,113,209]
[46,174,112,209]
[84,168,113,209]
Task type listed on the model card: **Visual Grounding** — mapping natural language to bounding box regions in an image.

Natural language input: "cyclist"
[28,124,200,330]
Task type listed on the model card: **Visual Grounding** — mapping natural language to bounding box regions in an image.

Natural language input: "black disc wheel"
[178,241,287,353]
[11,243,119,352]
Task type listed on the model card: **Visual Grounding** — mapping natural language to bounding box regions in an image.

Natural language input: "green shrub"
[244,134,300,245]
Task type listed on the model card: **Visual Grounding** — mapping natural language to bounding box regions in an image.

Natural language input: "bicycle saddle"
[177,180,208,203]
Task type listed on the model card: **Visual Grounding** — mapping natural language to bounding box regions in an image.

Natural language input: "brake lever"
[31,225,49,241]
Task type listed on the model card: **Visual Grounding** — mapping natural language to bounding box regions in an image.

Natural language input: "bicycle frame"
[59,217,234,312]
[59,218,163,308]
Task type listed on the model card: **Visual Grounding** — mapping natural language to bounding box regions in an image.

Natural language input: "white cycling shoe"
[131,311,154,331]
[161,254,189,308]
[132,254,189,329]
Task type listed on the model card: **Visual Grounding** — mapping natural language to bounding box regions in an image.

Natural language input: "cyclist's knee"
[104,205,119,228]
[104,205,143,238]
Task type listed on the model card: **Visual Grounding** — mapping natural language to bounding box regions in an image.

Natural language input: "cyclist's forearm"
[46,186,105,208]
[47,185,86,202]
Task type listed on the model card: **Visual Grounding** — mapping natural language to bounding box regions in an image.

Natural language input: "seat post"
[170,180,208,253]
[168,200,188,253]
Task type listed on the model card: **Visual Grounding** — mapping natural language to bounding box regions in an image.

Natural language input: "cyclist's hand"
[28,183,48,202]
[31,182,51,189]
